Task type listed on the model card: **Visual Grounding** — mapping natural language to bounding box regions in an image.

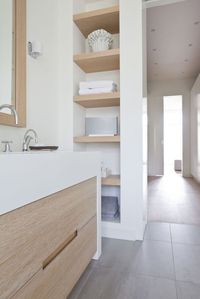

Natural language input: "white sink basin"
[0,151,101,215]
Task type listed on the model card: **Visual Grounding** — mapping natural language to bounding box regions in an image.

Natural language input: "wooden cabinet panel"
[13,217,97,299]
[0,178,96,299]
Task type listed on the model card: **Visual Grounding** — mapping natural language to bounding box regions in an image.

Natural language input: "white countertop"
[0,151,101,216]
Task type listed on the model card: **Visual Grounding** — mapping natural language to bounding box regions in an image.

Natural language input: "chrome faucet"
[0,104,18,125]
[22,129,38,151]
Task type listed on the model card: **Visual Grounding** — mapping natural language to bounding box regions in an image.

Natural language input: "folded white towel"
[79,86,117,95]
[80,80,117,90]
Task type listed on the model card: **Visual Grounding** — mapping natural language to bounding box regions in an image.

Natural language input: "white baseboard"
[102,222,143,241]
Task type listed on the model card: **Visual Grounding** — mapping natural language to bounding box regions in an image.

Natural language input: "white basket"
[88,29,113,52]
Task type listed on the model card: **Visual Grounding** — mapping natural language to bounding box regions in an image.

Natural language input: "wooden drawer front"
[13,217,97,299]
[0,178,96,299]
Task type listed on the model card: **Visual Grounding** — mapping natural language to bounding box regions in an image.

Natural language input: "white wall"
[0,0,61,151]
[148,77,195,177]
[120,0,144,240]
[142,4,148,230]
[86,0,118,10]
[191,74,200,182]
[57,0,74,151]
[0,0,76,152]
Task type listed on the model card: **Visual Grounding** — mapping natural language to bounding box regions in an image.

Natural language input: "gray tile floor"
[68,222,200,299]
[148,174,200,225]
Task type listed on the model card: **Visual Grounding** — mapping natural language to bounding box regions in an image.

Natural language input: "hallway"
[148,173,200,225]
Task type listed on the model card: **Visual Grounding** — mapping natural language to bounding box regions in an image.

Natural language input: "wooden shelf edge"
[74,135,120,143]
[74,49,120,73]
[74,92,120,108]
[102,218,120,224]
[73,5,119,21]
[102,175,120,186]
[74,48,120,61]
[73,5,120,37]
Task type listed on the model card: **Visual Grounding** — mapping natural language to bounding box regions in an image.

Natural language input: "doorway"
[163,95,183,175]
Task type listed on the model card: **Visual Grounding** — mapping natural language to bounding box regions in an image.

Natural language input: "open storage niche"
[73,0,120,224]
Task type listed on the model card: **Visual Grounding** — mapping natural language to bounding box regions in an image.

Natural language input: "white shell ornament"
[88,29,113,52]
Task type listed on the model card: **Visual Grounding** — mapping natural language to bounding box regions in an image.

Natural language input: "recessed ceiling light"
[151,29,156,32]
[153,48,157,52]
[194,21,200,25]
[188,43,192,47]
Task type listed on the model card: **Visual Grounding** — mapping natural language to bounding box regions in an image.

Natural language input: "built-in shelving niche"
[73,0,120,225]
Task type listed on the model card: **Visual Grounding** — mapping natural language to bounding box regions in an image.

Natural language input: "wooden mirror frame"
[0,0,26,127]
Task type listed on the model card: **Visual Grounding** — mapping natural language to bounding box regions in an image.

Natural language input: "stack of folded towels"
[79,80,117,95]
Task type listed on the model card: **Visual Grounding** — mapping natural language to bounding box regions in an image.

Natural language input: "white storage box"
[85,117,118,136]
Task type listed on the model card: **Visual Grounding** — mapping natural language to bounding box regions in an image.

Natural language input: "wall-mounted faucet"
[0,104,18,125]
[22,129,38,151]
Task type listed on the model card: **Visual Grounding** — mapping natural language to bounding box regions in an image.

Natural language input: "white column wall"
[120,0,144,240]
[191,74,200,182]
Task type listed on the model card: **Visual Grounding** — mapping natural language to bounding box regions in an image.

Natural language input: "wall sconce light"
[28,41,43,59]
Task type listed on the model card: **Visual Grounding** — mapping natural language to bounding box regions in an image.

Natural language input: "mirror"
[0,0,13,108]
[0,0,26,127]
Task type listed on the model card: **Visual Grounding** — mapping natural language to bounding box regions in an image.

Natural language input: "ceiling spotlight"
[194,21,200,25]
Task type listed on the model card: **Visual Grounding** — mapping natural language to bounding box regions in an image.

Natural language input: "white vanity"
[0,151,101,299]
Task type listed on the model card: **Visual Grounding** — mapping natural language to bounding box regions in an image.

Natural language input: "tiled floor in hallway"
[148,173,200,224]
[69,222,200,299]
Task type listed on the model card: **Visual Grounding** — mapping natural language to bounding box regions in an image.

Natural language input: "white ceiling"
[147,0,200,81]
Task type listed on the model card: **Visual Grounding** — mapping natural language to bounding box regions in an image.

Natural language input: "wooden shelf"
[73,5,120,38]
[74,92,120,108]
[74,49,120,73]
[102,216,120,224]
[74,135,120,143]
[102,175,120,186]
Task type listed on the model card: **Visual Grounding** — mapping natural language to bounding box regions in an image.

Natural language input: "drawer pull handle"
[43,230,78,269]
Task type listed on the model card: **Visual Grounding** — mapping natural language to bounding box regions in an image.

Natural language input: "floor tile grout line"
[98,263,200,286]
[71,265,96,299]
[144,238,172,244]
[170,224,179,299]
[172,241,200,246]
[97,262,178,283]
[175,278,199,283]
[84,264,179,283]
[169,223,172,244]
